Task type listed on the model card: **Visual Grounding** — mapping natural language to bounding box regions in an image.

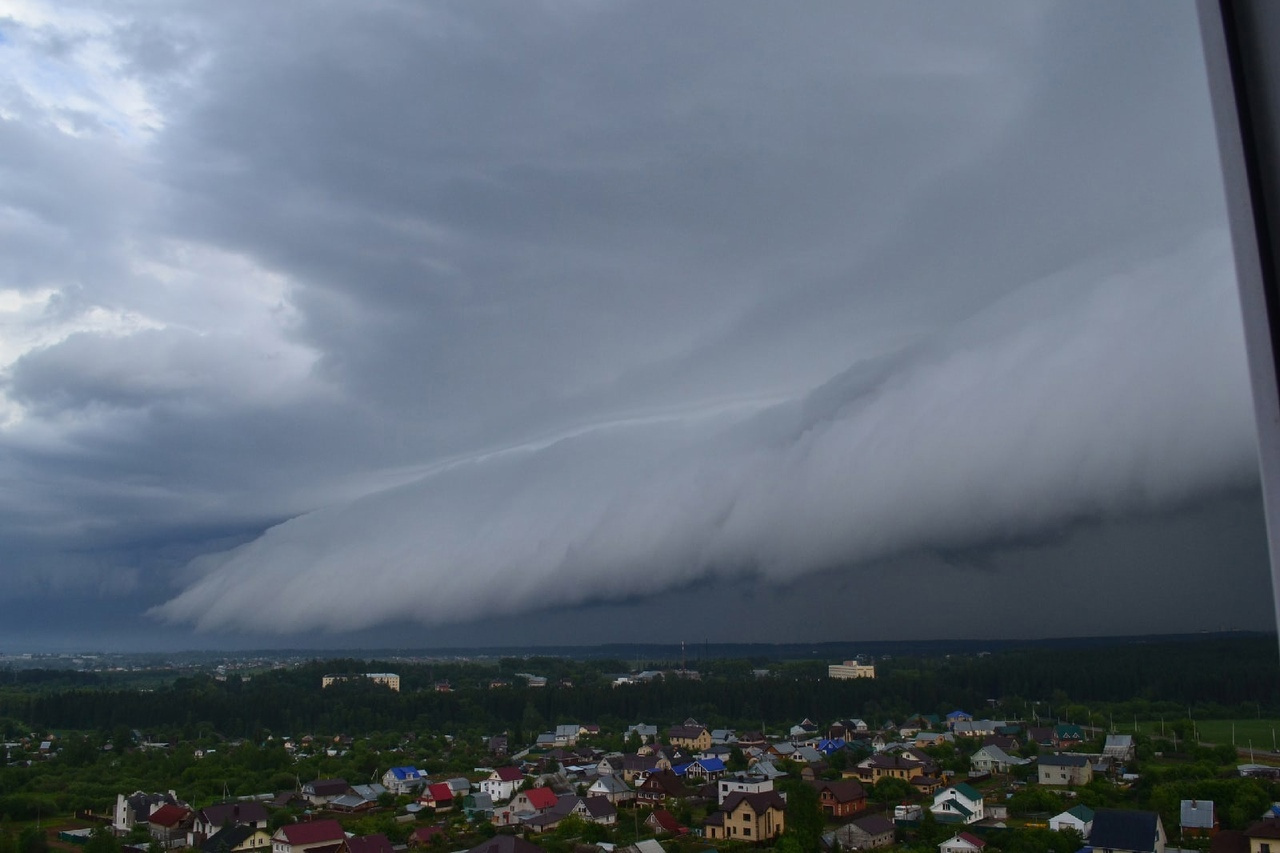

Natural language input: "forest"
[0,634,1275,742]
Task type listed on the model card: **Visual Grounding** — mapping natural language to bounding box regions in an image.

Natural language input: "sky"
[0,0,1273,652]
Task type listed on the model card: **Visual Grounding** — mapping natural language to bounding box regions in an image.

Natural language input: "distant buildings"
[321,672,400,691]
[828,660,875,679]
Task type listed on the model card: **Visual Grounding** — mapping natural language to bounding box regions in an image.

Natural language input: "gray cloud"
[0,0,1267,645]
[152,231,1259,633]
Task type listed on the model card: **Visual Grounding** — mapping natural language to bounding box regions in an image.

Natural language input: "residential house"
[462,793,494,821]
[711,729,738,745]
[190,802,270,847]
[488,736,508,756]
[718,774,774,805]
[915,732,950,748]
[667,726,711,751]
[626,724,658,743]
[1182,800,1218,838]
[588,774,635,805]
[704,791,787,842]
[1105,735,1137,763]
[637,770,691,804]
[478,767,525,803]
[419,783,454,812]
[464,837,547,853]
[855,753,927,783]
[824,814,894,850]
[1038,754,1093,786]
[1055,724,1086,748]
[382,767,427,795]
[812,780,866,818]
[969,745,1030,775]
[200,826,271,853]
[554,725,580,747]
[646,809,687,837]
[679,758,727,781]
[301,779,351,806]
[346,835,394,853]
[115,792,188,834]
[1026,727,1056,747]
[1088,809,1166,853]
[931,784,985,825]
[573,796,617,826]
[952,720,1004,739]
[912,776,944,796]
[511,787,559,816]
[1244,819,1280,852]
[1051,804,1095,838]
[939,832,986,853]
[981,735,1021,752]
[148,804,192,849]
[945,711,973,729]
[270,820,346,853]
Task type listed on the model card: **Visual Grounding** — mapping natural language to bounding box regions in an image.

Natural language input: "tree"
[779,780,823,853]
[82,828,117,853]
[871,777,914,806]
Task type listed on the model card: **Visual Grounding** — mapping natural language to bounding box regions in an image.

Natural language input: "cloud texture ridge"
[153,232,1256,633]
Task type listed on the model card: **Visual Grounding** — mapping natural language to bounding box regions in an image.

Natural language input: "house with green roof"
[1051,804,1094,837]
[930,783,984,824]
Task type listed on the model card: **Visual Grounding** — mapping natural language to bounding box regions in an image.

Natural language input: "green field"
[1129,718,1280,752]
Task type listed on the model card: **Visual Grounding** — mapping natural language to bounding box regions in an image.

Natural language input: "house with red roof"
[939,832,986,853]
[511,787,558,815]
[645,809,687,837]
[419,783,454,811]
[478,767,525,803]
[345,835,393,853]
[149,804,192,847]
[271,820,346,853]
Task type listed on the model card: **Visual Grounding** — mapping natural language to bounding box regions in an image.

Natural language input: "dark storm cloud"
[0,1,1270,645]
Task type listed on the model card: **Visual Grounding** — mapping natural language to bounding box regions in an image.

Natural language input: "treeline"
[0,636,1275,738]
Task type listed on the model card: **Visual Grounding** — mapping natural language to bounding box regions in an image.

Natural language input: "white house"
[478,766,525,803]
[382,766,426,795]
[1051,804,1094,838]
[939,832,986,853]
[931,783,984,825]
[717,774,774,805]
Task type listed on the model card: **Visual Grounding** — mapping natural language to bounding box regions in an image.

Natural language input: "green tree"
[779,780,823,853]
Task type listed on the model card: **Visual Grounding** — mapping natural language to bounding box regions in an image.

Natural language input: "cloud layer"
[153,232,1258,633]
[0,1,1267,645]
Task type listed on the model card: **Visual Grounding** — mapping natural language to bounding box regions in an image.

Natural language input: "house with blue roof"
[382,767,426,795]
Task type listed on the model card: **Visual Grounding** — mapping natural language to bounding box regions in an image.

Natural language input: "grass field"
[1127,718,1280,751]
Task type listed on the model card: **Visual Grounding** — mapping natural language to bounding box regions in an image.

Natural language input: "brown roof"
[466,837,547,853]
[1246,820,1280,840]
[813,780,866,804]
[198,802,269,827]
[1210,830,1249,853]
[345,835,393,853]
[723,791,787,815]
[667,726,707,740]
[641,771,690,798]
[305,779,350,797]
[648,809,684,834]
[851,815,895,836]
[148,805,191,828]
[276,820,346,845]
